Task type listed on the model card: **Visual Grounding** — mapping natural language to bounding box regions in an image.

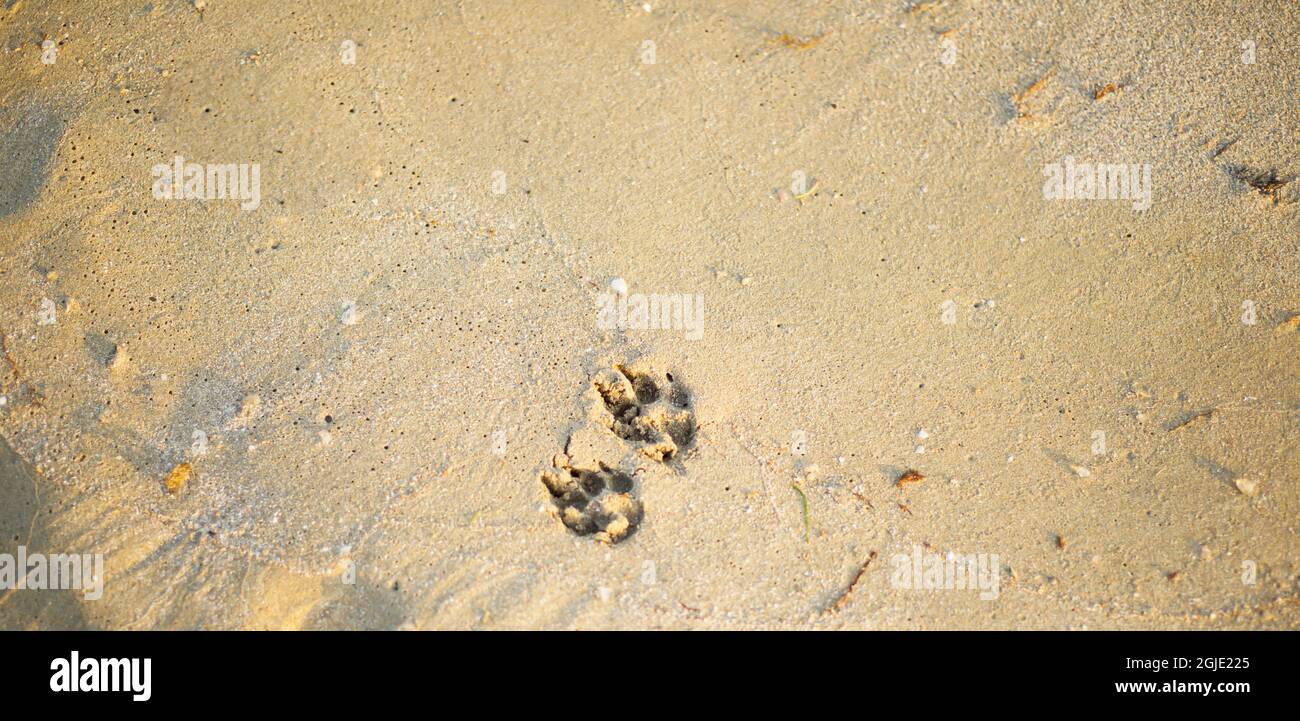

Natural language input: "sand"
[0,0,1296,629]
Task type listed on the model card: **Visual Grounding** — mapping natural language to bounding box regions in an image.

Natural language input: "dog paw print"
[592,364,696,463]
[540,464,643,543]
[539,360,696,543]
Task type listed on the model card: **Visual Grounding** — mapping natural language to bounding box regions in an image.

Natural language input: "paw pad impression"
[540,361,696,543]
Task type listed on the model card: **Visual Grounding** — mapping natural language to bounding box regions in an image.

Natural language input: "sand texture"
[0,0,1296,629]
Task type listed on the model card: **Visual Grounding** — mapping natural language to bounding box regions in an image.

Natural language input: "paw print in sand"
[592,364,696,462]
[540,360,696,543]
[540,464,643,544]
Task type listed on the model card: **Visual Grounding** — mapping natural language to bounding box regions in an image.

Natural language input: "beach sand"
[0,0,1296,629]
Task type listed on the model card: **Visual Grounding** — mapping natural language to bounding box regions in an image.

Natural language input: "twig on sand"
[1165,408,1214,432]
[851,489,873,509]
[1012,69,1055,119]
[771,32,827,50]
[826,551,878,614]
[1092,82,1119,100]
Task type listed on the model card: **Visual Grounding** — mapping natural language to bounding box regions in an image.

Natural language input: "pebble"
[610,277,628,296]
[340,301,361,325]
[1234,476,1259,497]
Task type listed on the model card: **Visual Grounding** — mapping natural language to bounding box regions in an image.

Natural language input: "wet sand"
[0,0,1296,629]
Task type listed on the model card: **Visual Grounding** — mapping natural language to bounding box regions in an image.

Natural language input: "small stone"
[739,275,753,286]
[1234,476,1259,497]
[610,277,628,296]
[1070,464,1091,478]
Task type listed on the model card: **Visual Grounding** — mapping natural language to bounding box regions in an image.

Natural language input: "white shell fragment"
[340,301,361,325]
